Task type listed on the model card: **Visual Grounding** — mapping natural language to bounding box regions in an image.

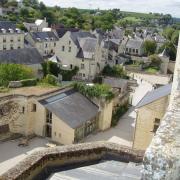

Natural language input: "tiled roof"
[126,38,143,49]
[0,21,19,33]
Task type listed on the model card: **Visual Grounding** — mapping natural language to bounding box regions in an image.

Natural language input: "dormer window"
[9,28,14,33]
[1,28,6,33]
[10,37,13,42]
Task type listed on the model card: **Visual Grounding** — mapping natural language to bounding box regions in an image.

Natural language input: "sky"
[40,0,180,18]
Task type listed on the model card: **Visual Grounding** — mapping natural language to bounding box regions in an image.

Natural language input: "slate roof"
[136,84,172,108]
[77,38,97,59]
[0,48,44,65]
[56,28,79,38]
[70,31,96,48]
[0,21,18,33]
[39,89,99,129]
[126,38,143,49]
[31,31,59,41]
[103,77,127,89]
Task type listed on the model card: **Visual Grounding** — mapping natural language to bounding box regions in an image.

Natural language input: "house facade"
[25,31,59,57]
[0,21,24,51]
[56,31,104,80]
[125,38,144,56]
[133,84,171,150]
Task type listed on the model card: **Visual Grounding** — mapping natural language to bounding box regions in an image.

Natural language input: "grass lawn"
[144,66,159,74]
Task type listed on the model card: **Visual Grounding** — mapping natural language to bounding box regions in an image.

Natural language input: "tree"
[163,27,175,40]
[143,40,157,56]
[158,42,176,61]
[149,54,162,68]
[0,64,34,87]
[171,30,179,46]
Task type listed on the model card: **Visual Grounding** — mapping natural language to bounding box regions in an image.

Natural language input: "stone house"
[0,88,113,145]
[0,21,24,51]
[25,31,59,57]
[125,38,144,56]
[56,31,104,80]
[133,84,172,150]
[0,47,44,78]
[23,18,48,32]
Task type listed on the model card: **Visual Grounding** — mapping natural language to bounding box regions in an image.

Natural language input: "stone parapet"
[1,142,144,180]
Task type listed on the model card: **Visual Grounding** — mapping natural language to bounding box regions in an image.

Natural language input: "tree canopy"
[143,40,157,56]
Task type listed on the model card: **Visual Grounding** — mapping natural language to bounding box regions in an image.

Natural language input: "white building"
[0,21,24,51]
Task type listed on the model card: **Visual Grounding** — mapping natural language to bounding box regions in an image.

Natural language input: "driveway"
[84,79,153,147]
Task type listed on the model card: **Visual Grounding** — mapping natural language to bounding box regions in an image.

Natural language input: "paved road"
[84,80,153,147]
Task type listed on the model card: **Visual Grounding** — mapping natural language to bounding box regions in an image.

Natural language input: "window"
[18,37,21,42]
[133,49,135,53]
[10,38,13,42]
[54,42,56,47]
[31,104,36,112]
[3,45,6,50]
[45,43,48,48]
[69,40,71,45]
[126,48,128,52]
[82,59,84,62]
[3,38,6,43]
[10,45,13,50]
[152,118,160,133]
[81,64,85,69]
[22,107,25,114]
[70,64,73,69]
[136,49,138,54]
[62,46,65,51]
[68,47,71,52]
[18,46,21,49]
[54,132,56,136]
[83,73,85,77]
[46,110,52,124]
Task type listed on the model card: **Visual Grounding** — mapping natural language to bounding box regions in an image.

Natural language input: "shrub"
[102,65,128,79]
[21,79,37,87]
[43,74,58,86]
[111,103,129,127]
[0,64,34,87]
[73,82,114,101]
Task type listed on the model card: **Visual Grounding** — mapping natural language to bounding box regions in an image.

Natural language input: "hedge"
[21,79,37,87]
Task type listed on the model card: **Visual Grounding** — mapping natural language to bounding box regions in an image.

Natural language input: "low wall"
[1,142,144,180]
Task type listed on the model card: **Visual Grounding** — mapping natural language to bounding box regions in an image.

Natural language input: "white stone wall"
[0,33,24,50]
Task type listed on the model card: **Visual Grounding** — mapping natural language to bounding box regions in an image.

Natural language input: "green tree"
[149,54,162,68]
[163,27,175,40]
[171,30,179,46]
[143,40,157,56]
[0,64,34,87]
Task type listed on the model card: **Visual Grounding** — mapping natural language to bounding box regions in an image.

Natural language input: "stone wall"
[133,96,169,151]
[1,142,144,180]
[141,34,180,179]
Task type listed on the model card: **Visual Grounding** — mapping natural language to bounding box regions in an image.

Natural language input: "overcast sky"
[40,0,180,18]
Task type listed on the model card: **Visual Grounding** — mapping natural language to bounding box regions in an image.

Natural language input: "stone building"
[56,31,103,80]
[133,84,172,151]
[0,88,113,145]
[125,38,144,56]
[25,31,59,57]
[141,34,180,180]
[0,21,24,51]
[23,18,48,32]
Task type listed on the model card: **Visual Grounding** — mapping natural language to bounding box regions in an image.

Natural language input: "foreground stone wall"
[1,142,144,180]
[142,34,180,179]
